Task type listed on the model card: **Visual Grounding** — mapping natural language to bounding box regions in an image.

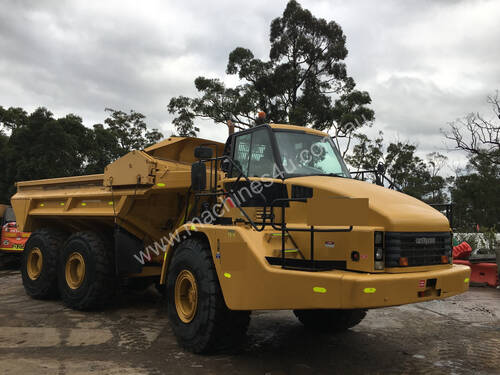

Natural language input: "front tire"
[293,309,367,332]
[58,232,116,310]
[166,238,250,353]
[21,228,65,299]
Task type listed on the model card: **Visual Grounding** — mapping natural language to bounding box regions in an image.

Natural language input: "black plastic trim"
[291,185,313,199]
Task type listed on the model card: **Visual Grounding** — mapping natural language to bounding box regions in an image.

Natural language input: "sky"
[1,0,499,171]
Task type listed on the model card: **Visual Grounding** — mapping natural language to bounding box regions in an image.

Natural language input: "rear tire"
[21,229,65,299]
[58,232,116,310]
[166,238,250,353]
[293,309,367,332]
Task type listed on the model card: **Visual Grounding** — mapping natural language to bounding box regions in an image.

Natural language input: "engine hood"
[288,176,450,232]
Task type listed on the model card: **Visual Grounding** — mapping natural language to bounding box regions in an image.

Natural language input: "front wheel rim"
[65,252,86,289]
[174,270,198,323]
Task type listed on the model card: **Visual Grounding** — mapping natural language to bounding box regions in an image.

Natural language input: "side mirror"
[191,161,206,191]
[194,146,213,159]
[220,158,231,174]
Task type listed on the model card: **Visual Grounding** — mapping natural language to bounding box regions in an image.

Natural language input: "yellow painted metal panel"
[307,197,369,226]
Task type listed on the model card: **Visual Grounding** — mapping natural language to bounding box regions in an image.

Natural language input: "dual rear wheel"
[22,229,115,310]
[22,231,251,353]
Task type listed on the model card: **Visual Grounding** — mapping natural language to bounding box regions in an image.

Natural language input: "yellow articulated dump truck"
[11,124,470,353]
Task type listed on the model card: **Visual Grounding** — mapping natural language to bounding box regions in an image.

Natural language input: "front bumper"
[338,264,470,309]
[220,261,470,310]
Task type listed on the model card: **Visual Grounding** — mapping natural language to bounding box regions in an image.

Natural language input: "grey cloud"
[0,0,499,163]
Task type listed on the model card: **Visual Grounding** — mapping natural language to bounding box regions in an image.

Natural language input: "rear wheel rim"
[27,247,43,280]
[65,252,86,289]
[175,270,198,323]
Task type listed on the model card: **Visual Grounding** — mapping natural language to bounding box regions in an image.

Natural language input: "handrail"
[269,197,353,271]
[350,169,400,190]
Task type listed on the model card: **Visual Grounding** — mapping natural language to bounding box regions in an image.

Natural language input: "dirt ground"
[0,257,499,375]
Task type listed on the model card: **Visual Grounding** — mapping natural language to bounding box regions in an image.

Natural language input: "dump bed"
[11,136,224,249]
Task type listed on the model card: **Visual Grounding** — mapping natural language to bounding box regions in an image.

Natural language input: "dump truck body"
[11,123,470,353]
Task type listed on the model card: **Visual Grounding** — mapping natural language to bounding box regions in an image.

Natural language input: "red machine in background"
[453,241,499,288]
[453,242,472,260]
[0,204,30,253]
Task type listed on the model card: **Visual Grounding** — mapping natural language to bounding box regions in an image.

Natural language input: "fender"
[159,223,261,309]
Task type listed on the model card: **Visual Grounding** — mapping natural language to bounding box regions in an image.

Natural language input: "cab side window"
[248,129,276,177]
[232,134,251,177]
[231,129,276,178]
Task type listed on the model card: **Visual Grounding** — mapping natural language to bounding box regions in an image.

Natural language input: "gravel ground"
[0,256,499,375]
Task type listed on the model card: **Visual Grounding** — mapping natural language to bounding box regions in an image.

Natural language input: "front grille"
[385,232,451,267]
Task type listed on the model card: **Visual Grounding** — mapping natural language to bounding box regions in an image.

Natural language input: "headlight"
[374,231,384,270]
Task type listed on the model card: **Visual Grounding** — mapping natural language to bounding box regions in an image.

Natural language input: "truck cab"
[216,124,455,274]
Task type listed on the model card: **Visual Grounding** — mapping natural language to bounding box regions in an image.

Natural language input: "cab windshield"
[274,131,351,178]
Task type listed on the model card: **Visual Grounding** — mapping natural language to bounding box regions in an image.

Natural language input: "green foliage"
[346,132,384,171]
[0,106,29,131]
[168,0,374,142]
[102,109,163,156]
[0,106,163,203]
[5,108,90,184]
[450,153,500,230]
[444,91,500,231]
[385,142,432,200]
[346,132,448,203]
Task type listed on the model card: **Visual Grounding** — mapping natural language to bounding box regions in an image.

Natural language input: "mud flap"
[114,226,144,275]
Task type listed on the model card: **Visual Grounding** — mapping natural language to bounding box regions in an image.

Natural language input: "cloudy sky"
[1,0,499,169]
